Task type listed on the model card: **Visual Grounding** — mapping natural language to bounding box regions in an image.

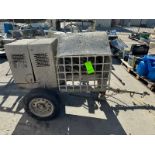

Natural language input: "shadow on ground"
[0,81,155,135]
[12,93,126,135]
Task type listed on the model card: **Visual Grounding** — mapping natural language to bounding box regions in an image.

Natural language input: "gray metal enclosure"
[5,38,58,89]
[56,32,112,92]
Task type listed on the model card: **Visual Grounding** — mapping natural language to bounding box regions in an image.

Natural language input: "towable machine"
[5,32,148,120]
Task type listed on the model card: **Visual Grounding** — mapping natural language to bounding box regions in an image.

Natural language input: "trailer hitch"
[111,71,125,86]
[106,87,150,98]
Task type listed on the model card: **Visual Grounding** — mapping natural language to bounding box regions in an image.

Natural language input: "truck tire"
[23,88,60,120]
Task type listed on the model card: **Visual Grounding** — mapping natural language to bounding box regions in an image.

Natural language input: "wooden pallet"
[121,59,133,73]
[121,59,155,91]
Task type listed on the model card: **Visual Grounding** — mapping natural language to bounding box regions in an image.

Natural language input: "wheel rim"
[29,98,54,117]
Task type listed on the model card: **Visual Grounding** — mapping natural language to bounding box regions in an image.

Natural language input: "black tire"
[23,88,60,120]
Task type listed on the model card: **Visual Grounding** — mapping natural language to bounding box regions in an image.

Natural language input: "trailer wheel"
[23,88,60,120]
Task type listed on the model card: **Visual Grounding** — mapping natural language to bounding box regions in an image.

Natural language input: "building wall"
[130,19,148,26]
[146,19,155,27]
[95,19,112,28]
[120,19,155,27]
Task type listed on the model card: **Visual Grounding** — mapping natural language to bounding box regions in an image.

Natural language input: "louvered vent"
[11,54,27,68]
[34,53,50,67]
